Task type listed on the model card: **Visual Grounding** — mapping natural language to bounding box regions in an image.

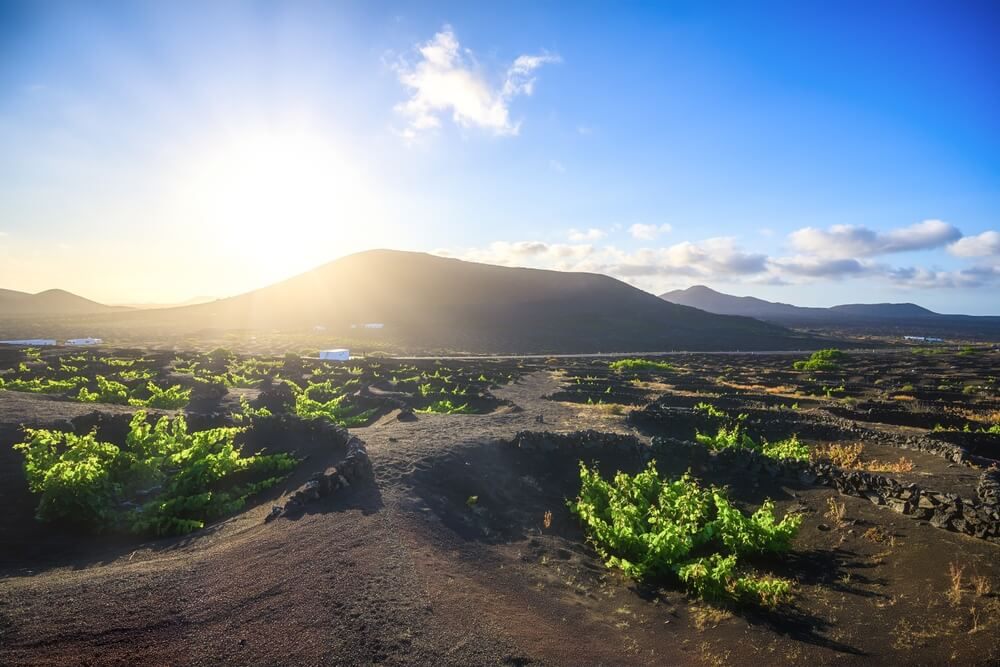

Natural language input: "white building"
[66,338,103,346]
[363,323,384,329]
[319,348,350,361]
[0,339,57,346]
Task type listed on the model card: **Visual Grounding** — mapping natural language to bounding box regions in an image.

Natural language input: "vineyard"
[1,344,999,665]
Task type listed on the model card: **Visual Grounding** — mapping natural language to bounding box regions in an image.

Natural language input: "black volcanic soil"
[2,350,1000,666]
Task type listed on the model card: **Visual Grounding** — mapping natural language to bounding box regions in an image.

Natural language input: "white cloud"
[549,159,566,173]
[948,230,1000,258]
[436,219,1000,294]
[884,265,1000,289]
[393,26,559,138]
[628,223,672,241]
[568,228,604,242]
[576,124,594,136]
[790,219,961,258]
[773,256,870,278]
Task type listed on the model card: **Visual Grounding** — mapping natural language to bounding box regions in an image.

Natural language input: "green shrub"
[0,376,85,394]
[570,462,800,605]
[695,426,810,462]
[294,381,376,427]
[14,411,297,535]
[133,382,191,409]
[793,349,844,372]
[77,375,129,404]
[694,402,728,419]
[415,399,473,414]
[609,358,677,372]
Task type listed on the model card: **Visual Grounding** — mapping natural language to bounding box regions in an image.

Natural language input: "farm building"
[0,339,57,346]
[66,338,103,345]
[319,349,350,361]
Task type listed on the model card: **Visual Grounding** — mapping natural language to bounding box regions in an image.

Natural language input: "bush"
[415,399,473,414]
[609,358,677,372]
[570,462,800,605]
[793,349,844,372]
[695,425,810,462]
[0,376,85,394]
[77,375,129,404]
[134,382,192,409]
[14,411,296,535]
[294,380,377,427]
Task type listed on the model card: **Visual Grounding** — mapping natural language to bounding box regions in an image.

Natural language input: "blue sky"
[1,1,998,312]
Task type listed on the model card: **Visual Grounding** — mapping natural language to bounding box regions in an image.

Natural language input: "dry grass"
[630,379,672,391]
[815,443,863,468]
[948,563,965,607]
[864,526,894,546]
[825,497,847,527]
[971,575,991,597]
[691,604,731,631]
[567,401,631,419]
[865,456,915,473]
[543,510,552,530]
[969,606,983,634]
[812,443,914,473]
[891,394,917,401]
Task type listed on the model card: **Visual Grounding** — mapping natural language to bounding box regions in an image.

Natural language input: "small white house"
[363,323,384,329]
[66,338,103,346]
[319,348,350,361]
[0,339,57,346]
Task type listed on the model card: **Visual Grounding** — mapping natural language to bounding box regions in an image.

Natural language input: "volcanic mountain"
[112,250,818,353]
[661,285,1000,340]
[0,288,125,317]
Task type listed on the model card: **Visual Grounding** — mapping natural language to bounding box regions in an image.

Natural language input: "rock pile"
[266,436,374,521]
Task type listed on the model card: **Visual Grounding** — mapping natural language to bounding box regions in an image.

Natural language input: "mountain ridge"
[68,250,822,353]
[0,288,128,317]
[660,285,1000,340]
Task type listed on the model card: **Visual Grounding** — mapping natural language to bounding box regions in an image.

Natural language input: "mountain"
[107,250,819,353]
[661,285,1000,340]
[827,303,937,318]
[0,288,126,317]
[658,285,812,319]
[115,296,218,310]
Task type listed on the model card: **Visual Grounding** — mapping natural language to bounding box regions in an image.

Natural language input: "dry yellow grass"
[971,575,992,597]
[948,562,965,607]
[812,443,914,473]
[565,402,631,419]
[825,497,847,527]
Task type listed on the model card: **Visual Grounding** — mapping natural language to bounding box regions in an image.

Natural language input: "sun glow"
[169,127,385,274]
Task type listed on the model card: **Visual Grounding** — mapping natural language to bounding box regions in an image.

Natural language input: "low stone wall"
[266,435,374,521]
[651,436,1000,543]
[510,429,648,460]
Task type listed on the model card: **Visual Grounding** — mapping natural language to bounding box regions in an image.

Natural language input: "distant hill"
[0,288,126,317]
[661,285,1000,340]
[115,296,218,310]
[103,250,820,353]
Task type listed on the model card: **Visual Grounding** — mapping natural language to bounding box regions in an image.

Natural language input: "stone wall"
[651,436,1000,543]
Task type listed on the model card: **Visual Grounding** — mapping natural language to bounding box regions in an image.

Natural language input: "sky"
[1,1,998,313]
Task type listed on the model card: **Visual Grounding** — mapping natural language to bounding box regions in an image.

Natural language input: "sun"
[168,127,383,273]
